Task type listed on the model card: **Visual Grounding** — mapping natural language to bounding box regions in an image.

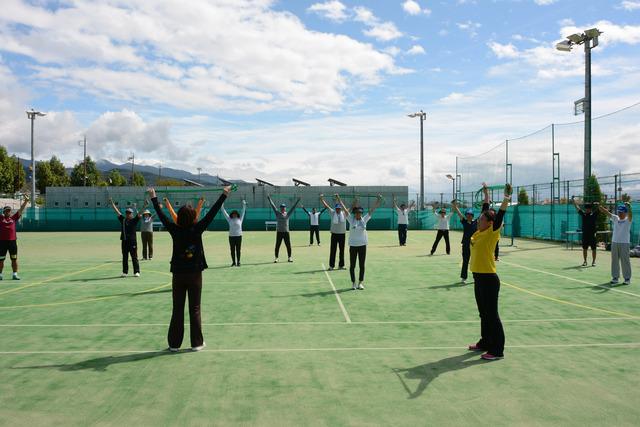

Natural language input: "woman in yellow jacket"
[468,184,512,361]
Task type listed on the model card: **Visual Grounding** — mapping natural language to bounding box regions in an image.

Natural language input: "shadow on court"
[393,352,485,399]
[67,276,126,282]
[12,350,177,372]
[420,282,468,291]
[271,288,352,298]
[561,265,590,271]
[293,269,327,275]
[567,282,628,294]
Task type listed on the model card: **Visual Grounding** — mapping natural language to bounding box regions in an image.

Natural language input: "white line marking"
[2,317,638,328]
[502,260,640,298]
[322,263,351,323]
[1,342,639,355]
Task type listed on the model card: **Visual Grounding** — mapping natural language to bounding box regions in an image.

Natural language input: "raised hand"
[223,185,232,196]
[147,187,156,198]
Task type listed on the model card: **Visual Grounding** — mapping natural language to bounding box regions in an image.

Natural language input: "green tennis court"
[1,230,639,426]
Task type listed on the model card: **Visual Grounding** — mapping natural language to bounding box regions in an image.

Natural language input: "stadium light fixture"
[408,110,427,210]
[556,27,602,197]
[26,109,46,208]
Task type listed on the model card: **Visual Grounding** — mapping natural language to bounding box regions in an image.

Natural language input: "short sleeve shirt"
[579,211,597,236]
[470,227,501,274]
[461,218,478,244]
[0,213,20,241]
[611,215,631,244]
[347,214,371,247]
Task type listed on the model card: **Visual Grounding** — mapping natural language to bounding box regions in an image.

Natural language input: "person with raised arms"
[337,194,382,290]
[0,197,29,281]
[140,204,156,260]
[599,202,633,285]
[267,195,301,263]
[393,198,412,246]
[572,198,599,267]
[108,198,147,278]
[430,206,452,255]
[302,205,327,246]
[320,194,347,271]
[221,199,246,267]
[148,185,231,352]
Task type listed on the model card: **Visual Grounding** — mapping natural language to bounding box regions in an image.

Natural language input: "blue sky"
[0,0,639,194]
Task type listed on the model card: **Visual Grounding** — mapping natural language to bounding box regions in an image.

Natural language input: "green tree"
[584,174,608,240]
[36,156,70,193]
[49,156,70,187]
[10,155,26,194]
[107,169,127,186]
[517,187,529,205]
[156,178,185,186]
[131,171,146,187]
[35,161,53,194]
[0,147,27,194]
[620,193,631,203]
[70,156,102,186]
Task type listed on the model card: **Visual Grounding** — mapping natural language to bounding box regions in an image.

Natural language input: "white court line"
[2,316,639,328]
[1,342,639,355]
[502,260,640,298]
[322,263,351,323]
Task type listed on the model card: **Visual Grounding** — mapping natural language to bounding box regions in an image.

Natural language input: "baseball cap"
[125,208,134,213]
[617,205,628,213]
[335,204,341,209]
[465,209,474,215]
[3,206,11,211]
[280,203,286,208]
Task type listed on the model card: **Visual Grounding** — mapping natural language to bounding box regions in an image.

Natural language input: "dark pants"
[398,224,408,245]
[431,230,450,254]
[229,236,242,264]
[141,231,153,259]
[275,232,291,258]
[121,240,139,274]
[494,242,500,259]
[168,271,203,349]
[310,225,320,245]
[473,273,505,357]
[461,243,471,280]
[349,245,367,283]
[329,233,346,268]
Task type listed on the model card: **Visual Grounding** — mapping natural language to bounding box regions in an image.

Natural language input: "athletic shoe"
[328,267,334,271]
[168,347,179,353]
[236,263,241,267]
[231,262,236,267]
[149,257,153,260]
[134,272,140,277]
[582,261,587,267]
[429,252,434,256]
[317,243,321,246]
[461,278,467,285]
[339,266,346,270]
[274,258,279,263]
[192,342,206,352]
[591,262,596,267]
[468,344,484,352]
[0,274,3,280]
[12,273,20,280]
[481,352,503,361]
[610,278,619,285]
[494,257,500,262]
[121,273,128,278]
[288,257,293,263]
[623,280,631,286]
[357,283,365,290]
[352,283,357,290]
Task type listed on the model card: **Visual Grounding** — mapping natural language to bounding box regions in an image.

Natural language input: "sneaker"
[288,257,293,263]
[352,283,357,290]
[623,280,631,286]
[357,283,365,290]
[610,278,619,285]
[328,267,334,271]
[134,272,140,277]
[168,347,179,353]
[591,262,596,267]
[12,273,20,280]
[495,257,500,262]
[192,342,207,352]
[149,257,153,260]
[121,273,128,278]
[236,262,241,267]
[274,258,279,263]
[0,274,3,281]
[461,278,467,285]
[339,266,346,270]
[582,261,587,267]
[231,262,236,267]
[468,344,484,352]
[481,352,503,361]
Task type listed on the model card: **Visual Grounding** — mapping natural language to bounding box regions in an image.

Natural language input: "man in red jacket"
[1,197,29,281]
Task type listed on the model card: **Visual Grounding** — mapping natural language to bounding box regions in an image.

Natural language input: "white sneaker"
[288,257,293,263]
[328,267,334,271]
[168,347,179,352]
[357,283,365,290]
[623,280,631,286]
[274,258,279,263]
[461,278,467,285]
[610,278,619,285]
[192,342,206,352]
[134,272,140,277]
[121,273,128,278]
[12,273,20,280]
[352,283,357,290]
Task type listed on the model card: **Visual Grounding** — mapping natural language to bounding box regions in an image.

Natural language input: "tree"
[517,187,529,205]
[620,193,631,203]
[584,174,608,240]
[35,161,53,194]
[107,169,127,186]
[131,171,146,187]
[10,155,26,194]
[35,156,69,193]
[49,156,70,187]
[156,178,185,186]
[70,156,102,186]
[0,147,26,194]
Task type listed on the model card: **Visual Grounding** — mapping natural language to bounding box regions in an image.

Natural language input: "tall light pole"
[556,28,602,199]
[445,174,455,200]
[408,110,427,210]
[197,167,202,184]
[157,163,162,177]
[26,109,46,208]
[78,136,87,186]
[128,153,135,185]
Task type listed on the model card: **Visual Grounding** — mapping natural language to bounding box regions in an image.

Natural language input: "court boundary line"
[1,316,639,327]
[502,260,640,298]
[322,263,351,323]
[1,342,639,355]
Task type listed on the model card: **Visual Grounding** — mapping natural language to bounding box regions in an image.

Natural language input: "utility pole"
[128,153,135,185]
[26,109,46,208]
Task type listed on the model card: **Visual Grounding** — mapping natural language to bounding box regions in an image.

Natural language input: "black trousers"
[275,232,292,258]
[121,240,140,274]
[461,243,471,280]
[168,271,203,348]
[141,231,153,259]
[398,224,408,245]
[473,273,505,357]
[229,236,242,264]
[431,230,450,254]
[349,245,367,283]
[329,233,346,268]
[310,225,320,244]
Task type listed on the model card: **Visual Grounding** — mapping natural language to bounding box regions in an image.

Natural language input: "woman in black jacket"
[148,186,231,352]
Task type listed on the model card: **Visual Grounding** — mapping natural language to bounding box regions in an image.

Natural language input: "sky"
[0,0,639,194]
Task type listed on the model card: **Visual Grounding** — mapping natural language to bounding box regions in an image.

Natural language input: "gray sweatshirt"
[268,197,300,232]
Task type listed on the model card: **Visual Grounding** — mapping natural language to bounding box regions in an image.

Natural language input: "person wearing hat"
[337,194,382,290]
[221,199,247,266]
[452,186,489,284]
[0,197,30,281]
[599,202,633,285]
[301,205,327,246]
[267,195,301,263]
[393,198,412,246]
[320,194,347,270]
[108,198,146,277]
[430,206,452,255]
[572,198,599,267]
[140,204,156,260]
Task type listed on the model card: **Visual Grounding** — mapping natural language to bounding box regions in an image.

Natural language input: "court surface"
[1,230,639,426]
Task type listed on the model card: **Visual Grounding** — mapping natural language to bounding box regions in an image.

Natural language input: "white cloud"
[308,1,348,22]
[619,1,640,10]
[354,6,403,41]
[534,0,557,5]
[560,20,640,46]
[402,1,431,16]
[383,46,402,56]
[406,45,426,55]
[0,0,402,113]
[488,42,520,59]
[439,92,472,104]
[456,21,481,38]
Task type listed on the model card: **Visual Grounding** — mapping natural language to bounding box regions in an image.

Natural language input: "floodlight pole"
[82,135,87,186]
[408,111,426,210]
[26,109,46,208]
[584,40,592,197]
